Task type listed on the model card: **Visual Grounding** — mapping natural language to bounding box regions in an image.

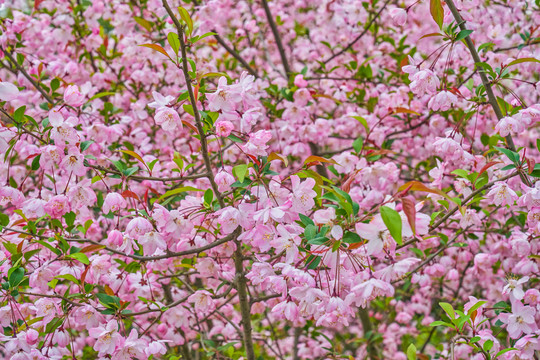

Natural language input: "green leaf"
[158,186,203,201]
[54,274,80,285]
[51,78,60,92]
[134,16,152,32]
[167,32,180,55]
[68,252,89,265]
[429,320,454,328]
[506,57,540,67]
[430,0,444,29]
[352,115,369,133]
[0,212,9,227]
[466,301,487,315]
[304,225,317,240]
[455,29,473,41]
[80,140,94,151]
[178,7,193,36]
[31,155,41,170]
[89,92,116,101]
[380,206,402,245]
[299,213,314,226]
[64,212,76,227]
[495,348,517,358]
[406,343,417,360]
[8,267,25,287]
[483,339,494,351]
[342,231,362,244]
[96,293,120,308]
[494,146,519,164]
[439,302,455,320]
[353,137,363,153]
[233,164,249,183]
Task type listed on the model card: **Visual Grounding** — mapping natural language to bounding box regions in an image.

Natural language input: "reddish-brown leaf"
[402,196,417,235]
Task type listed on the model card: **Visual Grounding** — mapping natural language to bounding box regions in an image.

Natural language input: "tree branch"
[261,0,291,77]
[445,0,531,186]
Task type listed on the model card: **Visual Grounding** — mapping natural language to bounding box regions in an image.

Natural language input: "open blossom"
[155,107,181,132]
[487,181,518,206]
[215,171,235,192]
[215,120,234,137]
[0,82,19,101]
[89,320,121,355]
[409,69,440,95]
[428,90,457,111]
[495,116,523,137]
[188,290,214,313]
[389,7,407,26]
[60,147,86,176]
[63,85,85,106]
[148,91,174,109]
[505,302,537,339]
[503,276,529,301]
[44,195,70,218]
[112,329,145,360]
[242,129,272,156]
[103,192,127,213]
[207,76,242,112]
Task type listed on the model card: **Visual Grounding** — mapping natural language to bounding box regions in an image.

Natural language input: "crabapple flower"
[60,147,86,176]
[103,192,127,213]
[207,76,242,112]
[215,120,234,137]
[154,107,182,132]
[215,171,235,192]
[0,82,19,101]
[290,175,317,213]
[503,276,529,301]
[505,301,537,339]
[495,115,526,137]
[63,85,85,106]
[188,290,215,314]
[89,320,121,355]
[148,91,174,109]
[409,69,440,95]
[44,195,70,218]
[389,8,407,26]
[428,90,457,111]
[242,130,272,156]
[487,182,518,206]
[272,301,300,322]
[112,329,145,360]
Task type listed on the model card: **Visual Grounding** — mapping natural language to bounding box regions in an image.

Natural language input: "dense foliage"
[0,0,539,359]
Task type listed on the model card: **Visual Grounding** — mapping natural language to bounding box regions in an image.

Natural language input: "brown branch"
[212,31,259,78]
[261,0,291,77]
[162,0,225,208]
[316,0,392,70]
[445,0,531,186]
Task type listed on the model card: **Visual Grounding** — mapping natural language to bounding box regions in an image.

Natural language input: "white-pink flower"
[89,320,121,355]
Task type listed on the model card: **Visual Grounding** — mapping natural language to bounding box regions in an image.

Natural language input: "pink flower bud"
[103,192,127,213]
[294,74,308,88]
[25,329,39,345]
[63,85,85,107]
[389,8,407,26]
[107,230,124,247]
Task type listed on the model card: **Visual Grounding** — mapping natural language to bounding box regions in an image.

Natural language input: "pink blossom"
[44,195,70,218]
[103,192,127,213]
[155,107,182,132]
[215,120,234,137]
[409,69,440,95]
[63,85,85,106]
[505,302,537,339]
[0,82,19,101]
[428,90,457,111]
[487,181,518,206]
[389,8,407,26]
[242,130,272,156]
[89,320,121,355]
[502,276,529,301]
[215,171,235,192]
